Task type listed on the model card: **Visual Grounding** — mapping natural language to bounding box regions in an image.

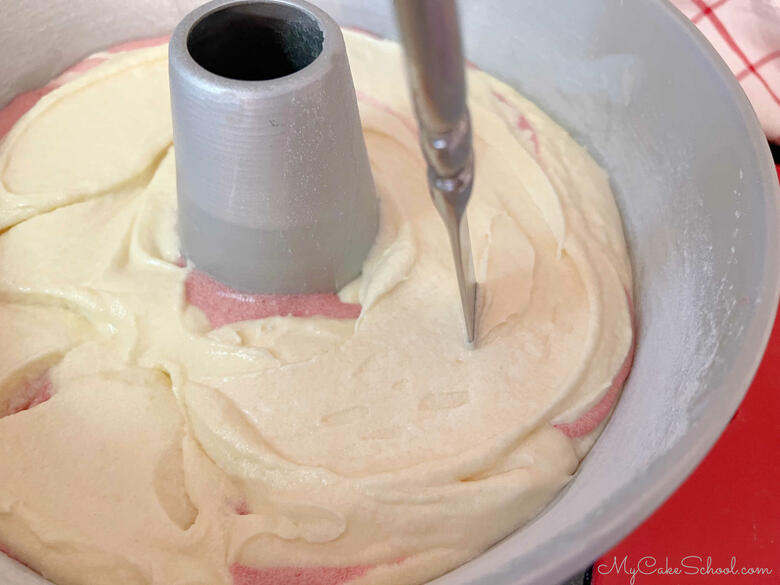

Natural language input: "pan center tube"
[169,0,379,294]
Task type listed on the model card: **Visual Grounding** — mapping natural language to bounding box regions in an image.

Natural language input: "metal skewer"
[394,0,478,345]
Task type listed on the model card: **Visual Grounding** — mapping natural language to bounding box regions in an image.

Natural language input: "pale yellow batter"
[0,31,633,585]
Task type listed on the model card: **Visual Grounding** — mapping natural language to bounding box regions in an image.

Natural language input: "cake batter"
[0,31,634,585]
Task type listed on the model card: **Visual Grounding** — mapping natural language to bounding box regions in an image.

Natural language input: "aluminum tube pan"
[169,0,379,293]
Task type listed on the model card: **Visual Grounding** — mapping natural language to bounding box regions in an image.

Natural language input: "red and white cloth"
[672,0,780,142]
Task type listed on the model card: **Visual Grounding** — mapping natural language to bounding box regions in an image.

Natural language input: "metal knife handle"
[394,0,472,182]
[395,0,478,344]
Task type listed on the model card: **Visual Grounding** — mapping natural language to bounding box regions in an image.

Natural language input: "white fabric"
[672,0,780,142]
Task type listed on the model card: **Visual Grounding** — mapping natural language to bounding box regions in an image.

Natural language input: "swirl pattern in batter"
[0,31,633,585]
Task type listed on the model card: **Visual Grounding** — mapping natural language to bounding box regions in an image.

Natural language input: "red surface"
[593,166,780,584]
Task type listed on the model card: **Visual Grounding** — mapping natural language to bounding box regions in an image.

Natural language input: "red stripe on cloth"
[690,0,731,24]
[737,50,780,81]
[690,0,780,107]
